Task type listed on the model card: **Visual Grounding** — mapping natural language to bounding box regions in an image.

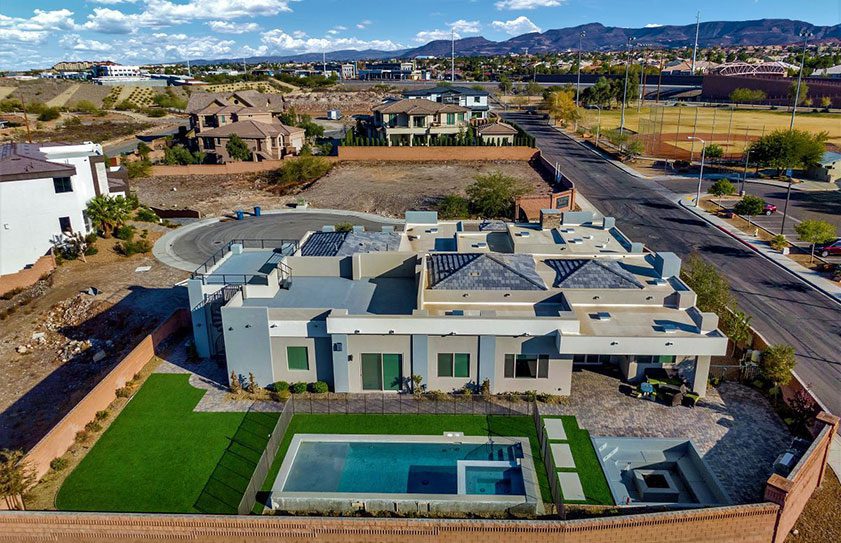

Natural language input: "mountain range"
[187,19,840,65]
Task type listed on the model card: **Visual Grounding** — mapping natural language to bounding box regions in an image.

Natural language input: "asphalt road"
[170,212,399,269]
[505,112,841,417]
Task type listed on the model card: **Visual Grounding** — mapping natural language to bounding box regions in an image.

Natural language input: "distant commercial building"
[0,142,116,276]
[91,64,144,78]
[403,86,491,119]
[359,61,418,80]
[187,211,726,397]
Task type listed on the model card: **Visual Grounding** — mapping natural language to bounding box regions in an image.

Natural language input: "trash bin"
[235,210,244,220]
[254,206,261,217]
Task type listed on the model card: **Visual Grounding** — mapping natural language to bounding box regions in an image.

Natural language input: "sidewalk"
[678,195,841,304]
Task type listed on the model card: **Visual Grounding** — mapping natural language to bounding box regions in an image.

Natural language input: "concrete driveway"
[154,209,401,272]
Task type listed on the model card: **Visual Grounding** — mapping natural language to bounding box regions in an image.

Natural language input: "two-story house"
[186,91,305,162]
[403,86,490,119]
[369,99,471,146]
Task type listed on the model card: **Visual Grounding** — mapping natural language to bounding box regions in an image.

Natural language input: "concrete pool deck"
[270,433,544,515]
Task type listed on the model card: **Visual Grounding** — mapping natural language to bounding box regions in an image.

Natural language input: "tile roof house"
[403,85,490,118]
[367,98,472,146]
[187,91,304,162]
[476,121,519,145]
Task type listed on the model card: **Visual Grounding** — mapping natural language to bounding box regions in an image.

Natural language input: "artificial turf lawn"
[56,373,278,514]
[254,413,552,513]
[544,416,614,506]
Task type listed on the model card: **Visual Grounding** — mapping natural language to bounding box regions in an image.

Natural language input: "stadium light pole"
[688,136,706,207]
[592,105,602,147]
[789,30,812,130]
[620,37,636,135]
[741,146,751,195]
[576,30,586,105]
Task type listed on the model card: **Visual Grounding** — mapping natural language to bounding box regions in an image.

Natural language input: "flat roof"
[209,249,277,277]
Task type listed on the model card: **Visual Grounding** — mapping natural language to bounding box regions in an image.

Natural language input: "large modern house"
[186,90,305,162]
[187,211,727,397]
[403,86,491,119]
[367,98,472,146]
[0,142,116,277]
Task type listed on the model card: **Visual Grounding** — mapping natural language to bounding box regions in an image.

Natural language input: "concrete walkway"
[678,195,841,304]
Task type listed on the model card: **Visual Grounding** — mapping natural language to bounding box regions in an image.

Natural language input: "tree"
[734,195,766,216]
[721,309,752,357]
[544,88,580,127]
[524,81,542,97]
[164,144,201,165]
[788,81,809,106]
[704,144,724,160]
[465,171,528,219]
[438,194,470,219]
[622,138,644,161]
[795,219,837,263]
[820,96,832,110]
[498,76,512,95]
[680,253,733,315]
[226,134,252,162]
[582,76,613,108]
[748,129,827,177]
[707,178,735,204]
[760,344,796,386]
[0,449,35,510]
[729,88,767,104]
[85,195,132,238]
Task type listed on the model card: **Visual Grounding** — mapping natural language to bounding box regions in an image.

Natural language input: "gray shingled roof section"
[546,259,645,289]
[479,220,508,232]
[300,232,348,256]
[335,231,402,257]
[300,231,402,257]
[427,253,546,291]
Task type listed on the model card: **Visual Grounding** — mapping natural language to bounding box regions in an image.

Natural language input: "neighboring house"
[403,86,490,119]
[813,65,841,79]
[368,98,471,146]
[661,60,720,75]
[186,90,304,162]
[807,151,841,183]
[188,211,727,398]
[476,121,519,145]
[0,142,112,276]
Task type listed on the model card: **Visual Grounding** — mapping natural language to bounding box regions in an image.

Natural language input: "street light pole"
[620,37,635,135]
[789,31,811,130]
[576,30,586,106]
[741,147,750,195]
[593,104,602,147]
[689,136,706,207]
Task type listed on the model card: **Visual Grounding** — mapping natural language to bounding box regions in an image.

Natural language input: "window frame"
[286,345,309,371]
[437,353,470,378]
[53,177,73,193]
[58,216,72,233]
[504,354,549,379]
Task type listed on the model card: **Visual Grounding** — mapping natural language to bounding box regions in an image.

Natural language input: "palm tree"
[0,449,35,510]
[85,195,131,238]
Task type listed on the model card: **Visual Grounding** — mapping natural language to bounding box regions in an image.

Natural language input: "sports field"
[579,106,840,159]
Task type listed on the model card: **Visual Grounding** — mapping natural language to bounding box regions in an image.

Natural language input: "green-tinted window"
[453,353,470,378]
[287,346,309,371]
[361,353,383,390]
[437,353,453,377]
[447,113,455,124]
[382,354,402,391]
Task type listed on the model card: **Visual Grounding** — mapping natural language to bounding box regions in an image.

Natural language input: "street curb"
[678,198,841,306]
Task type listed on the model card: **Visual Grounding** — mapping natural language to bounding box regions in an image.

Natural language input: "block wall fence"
[336,146,538,161]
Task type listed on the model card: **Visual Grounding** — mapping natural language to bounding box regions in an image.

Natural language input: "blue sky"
[0,1,837,69]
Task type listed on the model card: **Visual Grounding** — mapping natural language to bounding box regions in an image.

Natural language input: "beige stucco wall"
[270,336,319,385]
[425,335,480,392]
[344,334,412,391]
[493,336,573,395]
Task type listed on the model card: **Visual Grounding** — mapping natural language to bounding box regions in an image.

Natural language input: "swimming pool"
[270,434,542,515]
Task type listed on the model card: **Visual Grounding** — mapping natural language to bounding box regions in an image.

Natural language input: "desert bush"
[134,207,159,223]
[438,194,471,219]
[265,155,332,189]
[334,222,353,233]
[272,381,290,392]
[309,381,329,394]
[291,382,308,394]
[37,107,61,121]
[85,421,102,433]
[50,457,69,472]
[114,224,135,240]
[95,410,109,421]
[115,386,132,398]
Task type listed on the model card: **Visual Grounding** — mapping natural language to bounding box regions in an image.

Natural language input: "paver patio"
[538,367,793,504]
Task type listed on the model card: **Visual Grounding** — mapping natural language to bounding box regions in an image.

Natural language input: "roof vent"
[592,312,612,321]
[519,231,530,237]
[570,238,584,245]
[427,227,439,233]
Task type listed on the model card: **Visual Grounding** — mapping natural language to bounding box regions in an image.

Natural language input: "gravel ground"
[786,469,841,543]
[133,161,550,219]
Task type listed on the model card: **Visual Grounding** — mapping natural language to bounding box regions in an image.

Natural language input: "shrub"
[37,107,61,122]
[134,207,159,223]
[62,116,82,127]
[707,178,735,202]
[114,100,137,111]
[126,160,152,179]
[144,107,167,118]
[72,100,100,114]
[761,344,796,386]
[426,390,449,401]
[272,381,290,392]
[115,387,132,398]
[115,236,152,256]
[164,144,203,165]
[334,222,353,233]
[247,372,259,394]
[466,171,528,219]
[438,194,471,219]
[309,381,329,394]
[113,224,135,240]
[85,421,102,433]
[83,245,98,256]
[704,144,724,159]
[734,195,766,216]
[265,156,332,189]
[291,382,308,394]
[230,371,242,393]
[95,410,109,421]
[769,234,789,252]
[74,430,90,443]
[50,457,70,472]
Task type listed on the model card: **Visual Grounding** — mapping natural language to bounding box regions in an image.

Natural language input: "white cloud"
[494,0,563,10]
[208,20,261,34]
[0,27,48,43]
[414,29,454,42]
[0,8,78,44]
[143,0,293,23]
[87,0,140,4]
[261,28,402,53]
[644,23,663,28]
[448,19,481,34]
[81,8,137,34]
[334,25,347,31]
[120,32,237,62]
[60,34,112,52]
[491,16,541,35]
[356,19,372,30]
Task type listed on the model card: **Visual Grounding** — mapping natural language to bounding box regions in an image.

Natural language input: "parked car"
[816,238,841,258]
[764,203,777,215]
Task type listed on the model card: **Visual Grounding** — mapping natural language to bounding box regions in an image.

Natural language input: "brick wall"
[337,146,538,161]
[0,255,55,297]
[22,309,190,480]
[0,503,779,543]
[764,412,839,543]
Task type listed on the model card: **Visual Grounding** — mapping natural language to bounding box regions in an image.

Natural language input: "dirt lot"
[786,468,841,543]
[133,161,550,218]
[282,89,391,116]
[0,225,188,452]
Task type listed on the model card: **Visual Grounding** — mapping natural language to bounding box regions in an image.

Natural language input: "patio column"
[478,335,496,393]
[187,279,211,359]
[691,355,711,397]
[411,335,429,392]
[331,333,350,392]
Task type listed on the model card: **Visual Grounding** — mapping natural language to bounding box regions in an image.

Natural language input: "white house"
[0,142,112,276]
[403,86,491,119]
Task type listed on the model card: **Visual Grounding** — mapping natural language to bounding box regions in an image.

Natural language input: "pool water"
[282,441,525,496]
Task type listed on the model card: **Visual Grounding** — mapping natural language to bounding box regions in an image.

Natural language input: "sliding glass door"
[361,353,402,391]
